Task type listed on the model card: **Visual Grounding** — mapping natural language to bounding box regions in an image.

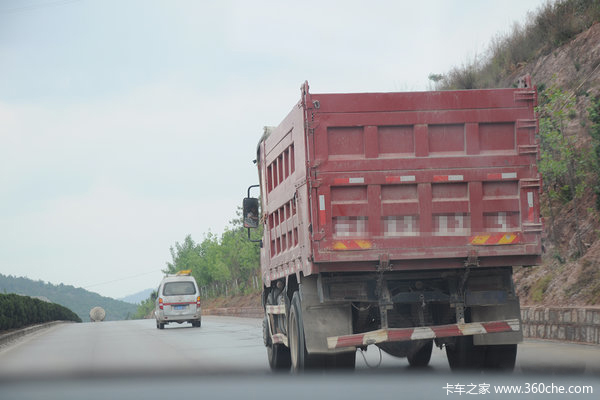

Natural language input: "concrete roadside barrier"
[200,305,600,346]
[202,307,263,318]
[521,306,600,345]
[0,321,69,347]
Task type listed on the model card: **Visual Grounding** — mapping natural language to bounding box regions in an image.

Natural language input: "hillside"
[509,22,600,306]
[119,288,154,305]
[436,0,600,306]
[0,274,138,321]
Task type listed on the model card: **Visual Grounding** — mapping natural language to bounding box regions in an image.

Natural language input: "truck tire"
[378,342,411,358]
[289,291,322,372]
[264,314,291,370]
[446,336,485,370]
[484,344,517,371]
[326,351,356,369]
[407,340,433,367]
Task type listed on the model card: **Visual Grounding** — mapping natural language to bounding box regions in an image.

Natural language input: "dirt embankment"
[508,22,600,306]
[202,293,261,309]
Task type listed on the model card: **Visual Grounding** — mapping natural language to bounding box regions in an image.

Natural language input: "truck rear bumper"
[327,318,520,349]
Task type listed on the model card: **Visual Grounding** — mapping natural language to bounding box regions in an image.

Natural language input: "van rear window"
[163,282,196,296]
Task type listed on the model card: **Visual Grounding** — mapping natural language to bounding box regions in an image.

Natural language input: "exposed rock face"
[507,23,600,306]
[506,23,600,91]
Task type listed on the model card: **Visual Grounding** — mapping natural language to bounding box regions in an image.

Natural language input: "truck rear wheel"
[484,344,517,370]
[264,313,291,370]
[289,291,322,372]
[407,340,433,367]
[326,351,356,369]
[446,336,485,370]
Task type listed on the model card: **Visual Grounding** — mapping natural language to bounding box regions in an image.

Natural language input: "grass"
[433,0,600,90]
[531,274,553,303]
[565,259,600,303]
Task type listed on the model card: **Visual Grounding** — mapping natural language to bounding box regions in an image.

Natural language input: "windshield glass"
[163,282,196,296]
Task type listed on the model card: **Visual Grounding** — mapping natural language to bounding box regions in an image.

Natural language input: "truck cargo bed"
[258,82,541,284]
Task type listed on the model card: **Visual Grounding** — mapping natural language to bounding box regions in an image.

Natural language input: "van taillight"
[196,296,201,307]
[159,298,163,310]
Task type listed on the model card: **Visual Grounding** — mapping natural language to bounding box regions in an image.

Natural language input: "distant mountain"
[119,288,154,304]
[0,274,138,322]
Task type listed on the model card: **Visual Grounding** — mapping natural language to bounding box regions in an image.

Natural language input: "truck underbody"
[263,264,522,371]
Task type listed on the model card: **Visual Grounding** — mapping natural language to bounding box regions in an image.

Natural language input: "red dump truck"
[243,77,542,371]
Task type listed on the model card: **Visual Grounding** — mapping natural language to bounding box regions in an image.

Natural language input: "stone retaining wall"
[203,306,600,345]
[521,306,600,345]
[203,307,263,319]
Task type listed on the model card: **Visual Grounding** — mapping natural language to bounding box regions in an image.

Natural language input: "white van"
[155,271,201,329]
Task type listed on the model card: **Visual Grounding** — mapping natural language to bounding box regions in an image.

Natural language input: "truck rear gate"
[304,85,541,269]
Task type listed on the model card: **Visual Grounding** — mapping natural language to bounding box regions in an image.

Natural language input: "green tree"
[165,234,202,275]
[133,290,157,319]
[153,205,262,305]
[219,209,262,293]
[588,96,600,210]
[194,233,231,286]
[163,233,230,289]
[537,84,590,256]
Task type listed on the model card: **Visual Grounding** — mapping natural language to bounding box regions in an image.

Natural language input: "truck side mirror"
[243,197,259,229]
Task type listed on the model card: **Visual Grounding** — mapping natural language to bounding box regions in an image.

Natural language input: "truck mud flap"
[327,319,520,350]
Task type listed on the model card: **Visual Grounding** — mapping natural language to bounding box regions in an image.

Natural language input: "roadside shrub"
[0,293,81,331]
[531,274,553,303]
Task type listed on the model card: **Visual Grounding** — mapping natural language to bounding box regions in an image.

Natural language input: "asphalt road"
[0,316,598,399]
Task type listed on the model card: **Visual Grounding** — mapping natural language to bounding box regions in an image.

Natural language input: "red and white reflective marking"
[272,333,288,346]
[319,195,326,225]
[266,304,286,315]
[527,192,534,222]
[487,172,517,180]
[333,177,365,185]
[385,175,416,183]
[327,319,520,349]
[433,175,464,182]
[469,232,522,245]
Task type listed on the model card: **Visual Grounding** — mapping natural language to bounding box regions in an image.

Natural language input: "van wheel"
[158,322,165,330]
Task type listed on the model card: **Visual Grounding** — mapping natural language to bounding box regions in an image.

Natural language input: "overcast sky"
[0,0,548,299]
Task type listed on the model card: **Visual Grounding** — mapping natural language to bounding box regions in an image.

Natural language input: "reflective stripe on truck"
[327,319,520,349]
[469,232,522,245]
